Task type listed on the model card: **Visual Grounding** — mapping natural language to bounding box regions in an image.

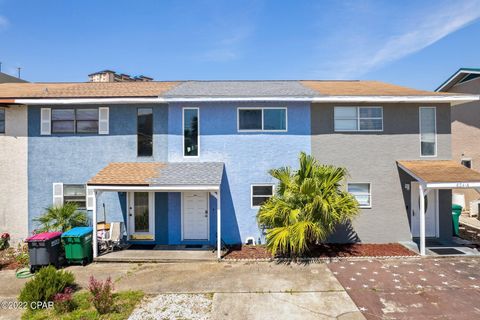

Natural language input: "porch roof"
[397,160,480,188]
[87,162,224,190]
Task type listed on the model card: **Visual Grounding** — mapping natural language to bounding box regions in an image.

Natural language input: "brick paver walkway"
[328,257,480,319]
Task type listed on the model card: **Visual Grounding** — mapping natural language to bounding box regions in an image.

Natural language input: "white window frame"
[334,106,383,132]
[50,108,101,135]
[251,184,275,208]
[182,107,200,158]
[237,107,288,132]
[419,106,437,157]
[347,182,372,209]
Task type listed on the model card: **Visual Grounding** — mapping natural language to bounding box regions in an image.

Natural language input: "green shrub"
[15,243,30,267]
[19,266,75,310]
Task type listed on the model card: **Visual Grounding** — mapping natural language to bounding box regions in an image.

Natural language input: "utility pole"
[17,67,21,79]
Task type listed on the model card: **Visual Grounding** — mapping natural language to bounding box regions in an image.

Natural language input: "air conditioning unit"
[469,200,480,217]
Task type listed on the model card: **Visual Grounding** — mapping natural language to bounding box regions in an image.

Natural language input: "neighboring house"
[0,79,478,257]
[88,70,153,82]
[0,72,28,244]
[436,68,480,214]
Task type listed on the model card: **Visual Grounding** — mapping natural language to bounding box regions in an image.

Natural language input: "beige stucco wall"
[0,105,28,244]
[448,77,480,212]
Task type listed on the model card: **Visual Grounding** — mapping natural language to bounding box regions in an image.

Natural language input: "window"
[461,159,472,169]
[347,183,371,208]
[0,108,4,133]
[51,108,99,134]
[76,109,98,133]
[251,185,274,207]
[63,184,86,209]
[183,108,199,157]
[137,108,153,157]
[419,107,436,156]
[334,107,383,131]
[238,108,287,131]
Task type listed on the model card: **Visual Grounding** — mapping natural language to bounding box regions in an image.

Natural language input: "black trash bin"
[25,231,63,273]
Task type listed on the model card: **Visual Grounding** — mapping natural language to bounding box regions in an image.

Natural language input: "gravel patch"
[129,293,213,320]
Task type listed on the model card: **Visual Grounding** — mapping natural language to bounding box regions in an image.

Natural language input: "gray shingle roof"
[164,80,318,97]
[149,162,224,186]
[0,72,28,84]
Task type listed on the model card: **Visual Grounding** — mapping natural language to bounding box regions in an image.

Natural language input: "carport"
[397,160,480,255]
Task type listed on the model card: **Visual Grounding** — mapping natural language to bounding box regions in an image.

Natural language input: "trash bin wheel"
[29,266,36,274]
[81,258,88,266]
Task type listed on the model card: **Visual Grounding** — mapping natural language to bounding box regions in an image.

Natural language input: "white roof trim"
[87,185,220,192]
[426,182,480,189]
[436,69,480,92]
[14,94,479,105]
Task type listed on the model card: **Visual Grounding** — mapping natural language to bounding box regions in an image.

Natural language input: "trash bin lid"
[452,204,463,210]
[61,227,93,238]
[26,231,62,242]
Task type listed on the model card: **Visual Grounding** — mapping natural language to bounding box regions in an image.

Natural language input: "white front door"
[182,192,209,240]
[128,192,155,240]
[410,182,438,238]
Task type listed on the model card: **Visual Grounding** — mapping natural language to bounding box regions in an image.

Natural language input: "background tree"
[257,152,359,257]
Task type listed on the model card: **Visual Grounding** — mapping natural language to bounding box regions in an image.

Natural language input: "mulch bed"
[0,248,23,270]
[223,243,417,260]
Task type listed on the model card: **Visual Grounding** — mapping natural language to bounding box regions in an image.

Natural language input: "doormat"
[429,248,465,255]
[185,244,204,249]
[128,244,156,250]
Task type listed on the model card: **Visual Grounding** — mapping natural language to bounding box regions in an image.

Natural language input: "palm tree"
[257,152,360,257]
[33,202,87,233]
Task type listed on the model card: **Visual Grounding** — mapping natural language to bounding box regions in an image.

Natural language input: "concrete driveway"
[0,261,363,320]
[328,257,480,320]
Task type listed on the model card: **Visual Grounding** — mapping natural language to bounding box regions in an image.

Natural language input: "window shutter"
[40,108,51,135]
[52,183,63,206]
[86,187,95,210]
[98,107,109,134]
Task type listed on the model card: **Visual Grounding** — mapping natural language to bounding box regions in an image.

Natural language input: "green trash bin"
[452,204,462,236]
[61,227,93,266]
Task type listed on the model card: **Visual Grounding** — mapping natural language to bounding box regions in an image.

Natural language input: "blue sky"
[0,0,479,90]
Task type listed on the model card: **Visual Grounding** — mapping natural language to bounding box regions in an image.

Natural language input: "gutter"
[13,94,480,105]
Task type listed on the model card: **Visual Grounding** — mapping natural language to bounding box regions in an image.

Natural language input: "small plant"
[88,276,114,314]
[33,203,87,233]
[19,266,75,310]
[53,287,75,314]
[14,243,29,267]
[0,232,10,250]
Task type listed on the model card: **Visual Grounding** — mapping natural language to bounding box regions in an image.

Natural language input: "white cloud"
[316,0,480,79]
[0,15,9,30]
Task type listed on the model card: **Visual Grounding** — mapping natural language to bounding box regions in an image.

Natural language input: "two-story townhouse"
[436,68,480,214]
[0,79,478,258]
[0,73,28,244]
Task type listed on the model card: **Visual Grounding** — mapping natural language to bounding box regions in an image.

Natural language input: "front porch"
[87,162,226,260]
[398,160,480,255]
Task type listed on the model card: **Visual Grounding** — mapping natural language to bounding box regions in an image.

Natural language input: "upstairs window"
[251,185,274,207]
[334,107,383,131]
[0,108,4,133]
[419,107,436,157]
[63,184,86,209]
[347,183,371,208]
[461,159,472,169]
[51,108,99,134]
[183,108,199,157]
[238,108,287,131]
[137,108,153,157]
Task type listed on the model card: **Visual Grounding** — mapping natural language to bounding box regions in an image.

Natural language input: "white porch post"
[419,183,426,256]
[92,190,98,258]
[217,190,221,260]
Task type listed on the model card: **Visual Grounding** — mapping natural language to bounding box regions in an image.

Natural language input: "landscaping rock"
[129,293,212,320]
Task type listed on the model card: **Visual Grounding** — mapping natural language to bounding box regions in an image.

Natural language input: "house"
[88,70,154,82]
[0,72,28,244]
[436,68,480,214]
[0,79,478,257]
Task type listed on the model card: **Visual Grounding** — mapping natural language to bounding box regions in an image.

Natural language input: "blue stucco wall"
[28,104,168,232]
[28,102,311,245]
[167,102,311,244]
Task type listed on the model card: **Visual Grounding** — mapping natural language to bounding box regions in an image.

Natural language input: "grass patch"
[22,290,144,320]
